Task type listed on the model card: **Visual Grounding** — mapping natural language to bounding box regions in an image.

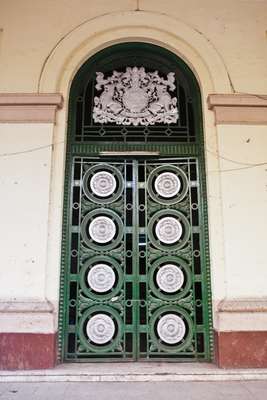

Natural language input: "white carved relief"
[157,314,186,344]
[156,264,184,293]
[90,171,116,197]
[93,67,178,126]
[87,264,115,293]
[154,172,181,198]
[86,314,115,344]
[88,216,116,243]
[155,217,183,244]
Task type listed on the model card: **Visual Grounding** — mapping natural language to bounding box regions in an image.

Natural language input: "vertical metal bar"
[132,159,139,360]
[144,160,149,358]
[123,160,127,359]
[65,156,75,358]
[198,155,213,359]
[74,158,82,355]
[188,158,198,359]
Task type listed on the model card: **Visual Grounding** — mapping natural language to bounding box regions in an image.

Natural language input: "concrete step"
[1,363,267,382]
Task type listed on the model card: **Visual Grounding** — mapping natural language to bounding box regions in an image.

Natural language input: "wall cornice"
[218,298,267,313]
[0,301,56,334]
[207,94,267,125]
[0,93,63,123]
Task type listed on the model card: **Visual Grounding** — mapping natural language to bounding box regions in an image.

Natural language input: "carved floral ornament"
[93,67,179,126]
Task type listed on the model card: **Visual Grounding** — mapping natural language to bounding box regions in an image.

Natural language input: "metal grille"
[70,44,199,144]
[63,158,210,361]
[59,43,212,362]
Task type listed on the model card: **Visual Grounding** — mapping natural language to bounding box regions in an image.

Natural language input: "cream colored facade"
[0,0,267,368]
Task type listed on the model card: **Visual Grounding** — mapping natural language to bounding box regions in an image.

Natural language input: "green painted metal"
[58,42,213,362]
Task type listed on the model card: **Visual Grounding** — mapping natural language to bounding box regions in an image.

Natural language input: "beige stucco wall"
[0,1,267,93]
[0,124,53,296]
[217,125,267,298]
[0,0,267,333]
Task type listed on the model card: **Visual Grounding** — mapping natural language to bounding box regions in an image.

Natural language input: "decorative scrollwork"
[147,165,189,205]
[93,67,178,126]
[78,305,123,352]
[83,164,124,204]
[79,256,123,300]
[148,210,190,250]
[81,209,124,250]
[148,256,192,300]
[150,306,193,352]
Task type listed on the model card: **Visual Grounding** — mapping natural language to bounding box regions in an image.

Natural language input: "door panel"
[64,157,209,361]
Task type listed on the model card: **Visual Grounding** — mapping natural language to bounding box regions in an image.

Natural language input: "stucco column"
[0,94,63,369]
[208,94,267,368]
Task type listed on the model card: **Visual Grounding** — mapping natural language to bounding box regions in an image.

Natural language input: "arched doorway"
[59,43,212,362]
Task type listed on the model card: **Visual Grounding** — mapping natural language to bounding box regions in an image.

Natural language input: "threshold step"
[1,363,267,383]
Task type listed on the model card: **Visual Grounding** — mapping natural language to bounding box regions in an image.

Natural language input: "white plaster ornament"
[155,217,183,244]
[157,314,186,344]
[156,264,184,293]
[93,67,179,126]
[86,314,115,344]
[154,172,181,198]
[90,171,116,197]
[87,264,116,293]
[88,216,116,243]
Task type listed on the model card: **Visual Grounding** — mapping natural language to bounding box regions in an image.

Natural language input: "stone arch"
[38,11,231,95]
[44,12,226,333]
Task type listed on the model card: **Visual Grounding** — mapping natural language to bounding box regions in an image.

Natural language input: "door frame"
[58,42,213,362]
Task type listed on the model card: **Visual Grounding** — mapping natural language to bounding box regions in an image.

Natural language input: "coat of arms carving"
[93,67,179,126]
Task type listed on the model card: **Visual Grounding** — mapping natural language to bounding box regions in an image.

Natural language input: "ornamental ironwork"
[155,216,183,244]
[157,314,186,344]
[87,264,116,293]
[86,314,115,344]
[88,216,116,243]
[61,44,212,363]
[156,264,184,293]
[154,172,181,198]
[63,158,211,361]
[90,171,117,197]
[93,67,179,126]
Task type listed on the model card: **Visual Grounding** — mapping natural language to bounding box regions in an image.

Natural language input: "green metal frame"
[58,42,213,362]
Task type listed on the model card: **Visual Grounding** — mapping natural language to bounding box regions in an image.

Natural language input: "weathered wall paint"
[0,1,267,341]
[0,124,53,300]
[0,0,266,93]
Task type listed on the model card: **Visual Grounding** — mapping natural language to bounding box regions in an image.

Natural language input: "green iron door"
[62,156,211,361]
[59,42,213,362]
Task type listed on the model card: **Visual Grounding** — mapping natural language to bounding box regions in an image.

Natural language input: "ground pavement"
[0,363,267,399]
[0,381,267,400]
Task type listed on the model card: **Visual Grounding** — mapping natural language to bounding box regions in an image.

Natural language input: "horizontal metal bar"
[71,143,200,156]
[99,151,160,157]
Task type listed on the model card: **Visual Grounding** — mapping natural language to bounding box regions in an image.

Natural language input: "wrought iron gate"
[62,156,211,361]
[59,42,212,362]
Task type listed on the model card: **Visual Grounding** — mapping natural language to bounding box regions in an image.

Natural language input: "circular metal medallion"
[88,216,116,243]
[157,314,186,344]
[147,165,189,205]
[87,264,115,293]
[90,171,116,197]
[154,172,181,198]
[156,264,184,293]
[155,217,183,244]
[86,314,115,344]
